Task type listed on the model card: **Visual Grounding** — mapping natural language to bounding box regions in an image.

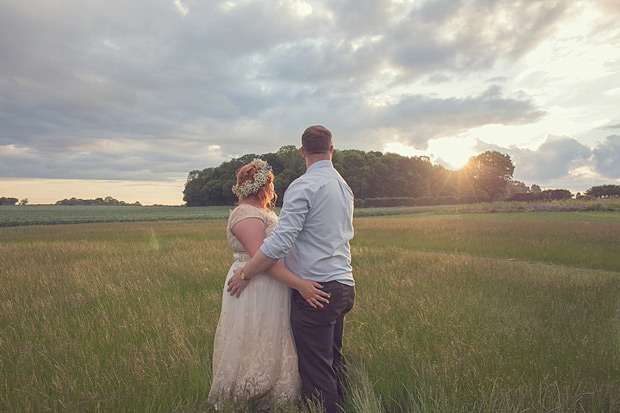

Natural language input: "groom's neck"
[305,153,331,169]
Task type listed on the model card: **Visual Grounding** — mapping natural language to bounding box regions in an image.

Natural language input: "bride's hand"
[296,280,330,308]
[227,267,249,298]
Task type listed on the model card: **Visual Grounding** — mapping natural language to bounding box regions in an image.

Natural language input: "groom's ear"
[329,145,334,154]
[300,146,306,158]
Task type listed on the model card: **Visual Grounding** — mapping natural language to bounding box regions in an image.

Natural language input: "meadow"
[0,210,618,412]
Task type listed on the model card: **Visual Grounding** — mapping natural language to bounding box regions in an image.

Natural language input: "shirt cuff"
[260,242,282,260]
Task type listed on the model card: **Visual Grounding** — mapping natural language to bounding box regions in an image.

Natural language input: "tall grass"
[354,212,620,272]
[342,245,619,412]
[1,214,618,411]
[0,222,227,411]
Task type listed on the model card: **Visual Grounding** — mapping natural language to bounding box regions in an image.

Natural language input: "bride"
[208,158,330,408]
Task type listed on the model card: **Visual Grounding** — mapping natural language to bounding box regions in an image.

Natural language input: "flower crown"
[232,158,273,199]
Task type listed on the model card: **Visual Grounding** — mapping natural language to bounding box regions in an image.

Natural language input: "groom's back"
[261,124,355,287]
[282,160,355,286]
[299,162,353,249]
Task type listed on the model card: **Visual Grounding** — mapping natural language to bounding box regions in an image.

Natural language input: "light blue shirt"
[260,160,355,286]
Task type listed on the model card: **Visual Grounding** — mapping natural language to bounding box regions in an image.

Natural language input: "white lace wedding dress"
[208,204,301,408]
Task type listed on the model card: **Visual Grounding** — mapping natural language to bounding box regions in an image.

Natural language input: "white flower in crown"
[232,158,273,199]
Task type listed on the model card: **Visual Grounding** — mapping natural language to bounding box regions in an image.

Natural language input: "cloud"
[384,0,572,76]
[0,0,609,190]
[376,85,545,148]
[261,0,574,86]
[475,135,592,182]
[0,137,228,181]
[592,135,620,179]
[591,0,620,39]
[597,123,620,130]
[597,0,620,13]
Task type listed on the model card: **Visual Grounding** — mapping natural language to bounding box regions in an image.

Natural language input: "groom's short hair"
[302,125,332,154]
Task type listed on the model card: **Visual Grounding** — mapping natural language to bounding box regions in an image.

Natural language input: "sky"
[1,0,619,205]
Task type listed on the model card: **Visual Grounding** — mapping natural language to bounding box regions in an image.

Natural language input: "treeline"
[364,184,620,207]
[0,197,19,205]
[0,196,142,206]
[582,184,620,198]
[55,196,142,206]
[508,185,620,202]
[184,146,515,206]
[184,145,620,207]
[0,197,27,206]
[184,146,450,206]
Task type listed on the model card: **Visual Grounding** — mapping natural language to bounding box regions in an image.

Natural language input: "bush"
[539,189,572,201]
[507,193,539,202]
[508,189,572,202]
[357,196,479,208]
[363,197,423,208]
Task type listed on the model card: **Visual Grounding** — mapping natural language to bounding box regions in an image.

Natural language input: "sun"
[435,152,472,170]
[427,137,477,170]
[384,137,477,170]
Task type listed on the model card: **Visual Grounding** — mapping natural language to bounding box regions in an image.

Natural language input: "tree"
[272,146,305,205]
[585,184,620,198]
[19,198,29,206]
[463,151,515,202]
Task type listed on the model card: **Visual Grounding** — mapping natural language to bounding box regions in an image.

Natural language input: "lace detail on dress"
[226,204,278,255]
[209,204,300,408]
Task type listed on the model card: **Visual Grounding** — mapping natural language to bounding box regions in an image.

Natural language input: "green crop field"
[1,198,619,227]
[0,211,618,412]
[0,205,233,227]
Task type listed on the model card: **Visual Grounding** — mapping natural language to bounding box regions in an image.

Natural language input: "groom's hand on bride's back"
[227,267,249,298]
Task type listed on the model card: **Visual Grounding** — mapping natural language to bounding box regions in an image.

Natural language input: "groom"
[228,125,355,413]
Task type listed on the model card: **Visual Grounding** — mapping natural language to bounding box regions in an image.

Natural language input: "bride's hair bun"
[234,160,277,208]
[237,163,260,185]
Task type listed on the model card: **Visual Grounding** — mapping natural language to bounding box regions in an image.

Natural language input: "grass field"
[0,211,618,411]
[0,205,233,227]
[1,198,619,227]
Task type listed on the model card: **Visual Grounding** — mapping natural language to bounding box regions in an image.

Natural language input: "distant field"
[0,205,233,226]
[1,198,619,226]
[1,212,618,412]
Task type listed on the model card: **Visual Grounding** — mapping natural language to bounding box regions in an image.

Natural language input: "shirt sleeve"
[260,180,312,260]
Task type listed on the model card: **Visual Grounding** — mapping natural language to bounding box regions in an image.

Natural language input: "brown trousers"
[290,281,355,413]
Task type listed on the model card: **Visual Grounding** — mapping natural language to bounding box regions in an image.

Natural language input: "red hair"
[235,162,277,208]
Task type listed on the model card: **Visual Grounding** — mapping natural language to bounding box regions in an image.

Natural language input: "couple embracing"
[207,125,356,412]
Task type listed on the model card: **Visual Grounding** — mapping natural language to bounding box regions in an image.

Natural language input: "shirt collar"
[306,159,333,172]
